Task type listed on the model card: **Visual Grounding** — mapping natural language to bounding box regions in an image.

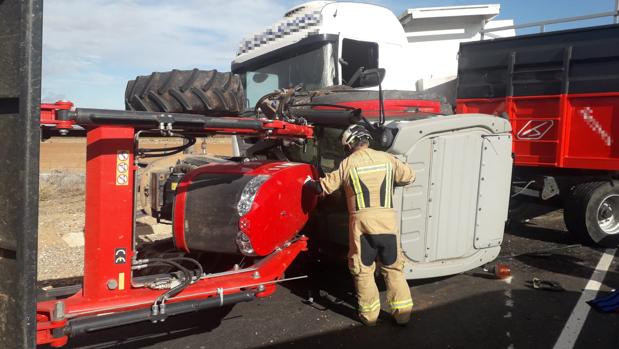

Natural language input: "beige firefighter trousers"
[347,210,413,325]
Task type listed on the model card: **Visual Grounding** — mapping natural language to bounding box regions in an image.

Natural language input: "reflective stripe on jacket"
[319,148,414,214]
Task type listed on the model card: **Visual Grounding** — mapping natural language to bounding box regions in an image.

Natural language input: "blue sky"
[42,0,618,109]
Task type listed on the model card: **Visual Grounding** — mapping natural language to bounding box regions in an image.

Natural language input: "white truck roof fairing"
[399,4,500,23]
[400,4,513,42]
[400,4,514,103]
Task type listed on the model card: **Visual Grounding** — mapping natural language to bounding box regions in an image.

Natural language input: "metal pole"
[0,1,43,348]
[615,0,619,24]
[481,10,618,35]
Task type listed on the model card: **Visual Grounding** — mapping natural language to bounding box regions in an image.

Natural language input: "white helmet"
[341,124,372,147]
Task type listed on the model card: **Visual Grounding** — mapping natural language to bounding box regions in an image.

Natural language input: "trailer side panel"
[457,24,619,171]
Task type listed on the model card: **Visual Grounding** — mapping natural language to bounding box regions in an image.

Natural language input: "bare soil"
[37,137,233,282]
[40,136,233,172]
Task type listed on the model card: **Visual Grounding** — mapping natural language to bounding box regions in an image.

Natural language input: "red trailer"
[456,24,619,246]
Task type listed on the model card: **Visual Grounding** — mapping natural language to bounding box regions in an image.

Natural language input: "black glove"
[303,176,323,195]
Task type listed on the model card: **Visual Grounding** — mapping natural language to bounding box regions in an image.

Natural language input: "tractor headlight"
[237,175,269,216]
[236,231,255,255]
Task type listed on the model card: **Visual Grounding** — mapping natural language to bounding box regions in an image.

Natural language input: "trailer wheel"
[125,69,245,115]
[564,181,619,247]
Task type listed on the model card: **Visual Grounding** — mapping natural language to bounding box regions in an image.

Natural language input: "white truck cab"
[232,1,514,106]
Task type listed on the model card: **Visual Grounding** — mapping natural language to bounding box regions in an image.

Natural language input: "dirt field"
[37,137,233,282]
[40,136,234,172]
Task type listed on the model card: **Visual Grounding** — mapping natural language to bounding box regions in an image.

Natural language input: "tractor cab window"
[340,39,379,87]
[282,127,346,174]
[317,127,346,173]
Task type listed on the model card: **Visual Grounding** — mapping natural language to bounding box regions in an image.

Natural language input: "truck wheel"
[125,69,245,115]
[564,181,619,247]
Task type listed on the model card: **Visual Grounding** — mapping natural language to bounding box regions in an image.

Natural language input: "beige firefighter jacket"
[319,147,415,231]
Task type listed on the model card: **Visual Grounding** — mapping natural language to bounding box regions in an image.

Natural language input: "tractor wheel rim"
[597,194,619,235]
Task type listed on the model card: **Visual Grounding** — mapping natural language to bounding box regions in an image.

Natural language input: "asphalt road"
[63,208,619,349]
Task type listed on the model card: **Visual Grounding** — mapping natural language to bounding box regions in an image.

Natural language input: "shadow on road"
[64,305,235,349]
[508,222,577,245]
[259,288,586,349]
[516,248,619,281]
[42,205,619,349]
[50,248,619,349]
[280,253,464,327]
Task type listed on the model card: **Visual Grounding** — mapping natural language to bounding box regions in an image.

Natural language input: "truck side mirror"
[358,68,386,88]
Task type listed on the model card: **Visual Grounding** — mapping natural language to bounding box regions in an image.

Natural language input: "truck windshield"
[242,43,336,109]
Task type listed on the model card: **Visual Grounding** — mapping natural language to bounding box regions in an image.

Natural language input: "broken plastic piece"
[526,277,564,292]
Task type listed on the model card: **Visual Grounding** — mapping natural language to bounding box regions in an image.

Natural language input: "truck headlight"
[237,175,269,216]
[236,231,255,255]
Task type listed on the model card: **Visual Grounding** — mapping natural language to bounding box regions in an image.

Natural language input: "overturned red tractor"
[37,65,513,346]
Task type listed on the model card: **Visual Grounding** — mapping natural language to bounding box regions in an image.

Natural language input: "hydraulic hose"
[143,258,193,302]
[169,257,204,280]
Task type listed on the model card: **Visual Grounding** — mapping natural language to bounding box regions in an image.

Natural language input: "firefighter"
[305,124,415,326]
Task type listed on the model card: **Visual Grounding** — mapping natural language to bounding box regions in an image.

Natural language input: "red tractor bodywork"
[174,161,318,256]
[36,107,315,347]
[327,99,442,118]
[309,90,447,119]
[40,101,73,125]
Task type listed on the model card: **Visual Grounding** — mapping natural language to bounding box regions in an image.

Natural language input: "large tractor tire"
[564,181,619,247]
[125,69,245,115]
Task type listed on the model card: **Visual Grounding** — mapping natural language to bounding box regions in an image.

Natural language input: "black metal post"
[0,0,43,348]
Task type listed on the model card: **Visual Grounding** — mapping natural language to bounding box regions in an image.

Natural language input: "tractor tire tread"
[180,68,200,92]
[158,69,178,94]
[169,88,192,111]
[190,87,213,110]
[125,69,244,116]
[147,91,171,113]
[141,72,157,98]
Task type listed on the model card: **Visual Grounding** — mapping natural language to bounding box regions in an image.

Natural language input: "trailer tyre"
[125,69,245,115]
[564,181,619,247]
